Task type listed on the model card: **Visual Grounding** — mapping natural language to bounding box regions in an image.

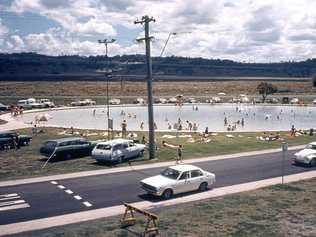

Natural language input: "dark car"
[0,103,9,111]
[0,131,32,150]
[40,137,96,161]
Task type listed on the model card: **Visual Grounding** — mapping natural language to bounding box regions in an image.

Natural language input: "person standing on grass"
[291,125,296,136]
[162,141,183,164]
[121,120,127,138]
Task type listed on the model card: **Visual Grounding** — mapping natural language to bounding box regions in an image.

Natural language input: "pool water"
[19,104,316,132]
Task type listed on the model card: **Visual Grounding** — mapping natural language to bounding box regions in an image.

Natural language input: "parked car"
[17,98,43,109]
[82,99,96,106]
[109,98,121,105]
[154,98,168,104]
[188,98,197,103]
[0,103,9,111]
[92,139,146,163]
[38,99,55,108]
[211,97,221,103]
[168,97,178,104]
[293,142,316,167]
[70,99,96,106]
[0,131,32,150]
[266,98,279,104]
[40,137,96,160]
[134,98,145,105]
[140,164,216,199]
[290,98,299,104]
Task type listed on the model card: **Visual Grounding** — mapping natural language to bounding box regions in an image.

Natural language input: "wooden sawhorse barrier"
[121,202,159,237]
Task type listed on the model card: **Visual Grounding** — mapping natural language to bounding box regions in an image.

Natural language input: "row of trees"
[0,53,316,77]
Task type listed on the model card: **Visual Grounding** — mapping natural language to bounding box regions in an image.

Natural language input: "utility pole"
[135,16,156,159]
[98,38,116,140]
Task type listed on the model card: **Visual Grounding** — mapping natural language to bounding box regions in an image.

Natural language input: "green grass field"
[1,127,315,181]
[12,178,316,237]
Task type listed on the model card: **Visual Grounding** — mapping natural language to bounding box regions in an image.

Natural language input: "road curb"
[1,170,315,236]
[0,145,305,187]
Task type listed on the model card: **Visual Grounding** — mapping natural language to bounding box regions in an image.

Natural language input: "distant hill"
[0,52,315,81]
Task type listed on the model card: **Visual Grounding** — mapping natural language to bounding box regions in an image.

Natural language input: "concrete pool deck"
[0,113,31,132]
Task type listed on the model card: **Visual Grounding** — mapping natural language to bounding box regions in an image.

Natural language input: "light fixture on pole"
[98,39,116,140]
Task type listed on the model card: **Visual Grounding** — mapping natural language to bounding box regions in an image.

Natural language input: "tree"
[257,82,278,102]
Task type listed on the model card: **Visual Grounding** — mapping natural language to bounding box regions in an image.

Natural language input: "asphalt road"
[0,149,315,225]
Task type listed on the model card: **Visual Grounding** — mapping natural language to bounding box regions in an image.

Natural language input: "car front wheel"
[310,159,316,167]
[162,189,173,199]
[198,182,208,192]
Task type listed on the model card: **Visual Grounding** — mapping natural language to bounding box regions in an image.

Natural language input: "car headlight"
[307,154,315,159]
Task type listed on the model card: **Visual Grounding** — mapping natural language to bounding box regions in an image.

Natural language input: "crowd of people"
[10,106,24,117]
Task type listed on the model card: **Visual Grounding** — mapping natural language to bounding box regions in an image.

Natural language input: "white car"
[109,98,121,105]
[290,98,299,104]
[17,98,42,109]
[294,142,316,166]
[70,99,96,106]
[38,99,55,108]
[140,164,216,199]
[92,139,146,163]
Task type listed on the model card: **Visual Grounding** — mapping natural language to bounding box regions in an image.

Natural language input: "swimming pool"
[18,104,316,132]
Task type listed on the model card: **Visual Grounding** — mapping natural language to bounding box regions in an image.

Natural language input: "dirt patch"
[0,81,312,97]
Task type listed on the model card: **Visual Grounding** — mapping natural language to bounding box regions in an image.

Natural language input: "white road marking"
[74,195,82,200]
[57,185,65,189]
[0,200,25,207]
[0,193,18,198]
[0,194,30,212]
[0,195,20,202]
[83,201,92,207]
[0,203,30,212]
[50,181,58,185]
[65,190,73,194]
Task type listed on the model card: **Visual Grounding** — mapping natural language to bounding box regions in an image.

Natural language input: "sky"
[0,0,316,62]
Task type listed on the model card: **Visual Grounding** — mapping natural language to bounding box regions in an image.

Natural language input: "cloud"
[74,18,116,36]
[40,0,71,9]
[0,19,9,37]
[3,0,316,62]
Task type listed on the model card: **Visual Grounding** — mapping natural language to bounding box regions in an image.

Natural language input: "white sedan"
[294,142,316,167]
[140,164,216,199]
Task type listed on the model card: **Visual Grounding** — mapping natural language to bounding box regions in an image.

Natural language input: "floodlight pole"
[98,38,116,140]
[135,16,156,159]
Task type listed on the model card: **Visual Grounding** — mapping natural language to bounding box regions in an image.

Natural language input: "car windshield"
[0,133,14,138]
[161,168,180,180]
[96,144,112,150]
[306,144,316,150]
[44,141,57,149]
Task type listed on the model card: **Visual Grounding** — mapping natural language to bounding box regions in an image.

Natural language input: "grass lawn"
[0,127,315,181]
[12,178,316,237]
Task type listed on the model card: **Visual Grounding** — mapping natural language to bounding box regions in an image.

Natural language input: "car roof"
[97,139,133,146]
[0,130,16,135]
[308,142,316,146]
[169,164,201,172]
[45,137,86,143]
